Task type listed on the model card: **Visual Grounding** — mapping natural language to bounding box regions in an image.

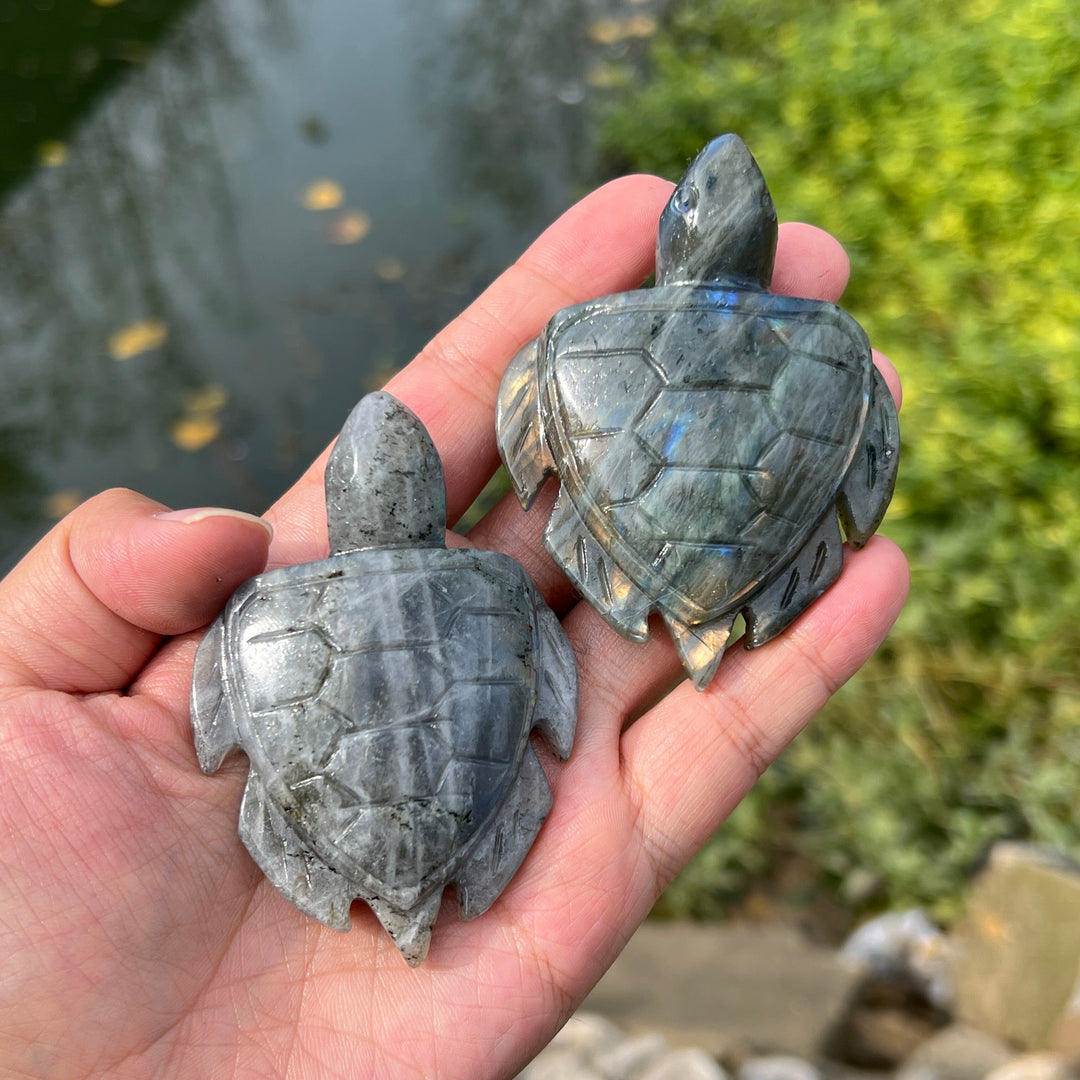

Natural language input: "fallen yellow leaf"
[108,319,168,361]
[171,416,221,452]
[37,141,68,167]
[43,489,83,519]
[301,179,345,211]
[375,257,406,283]
[182,384,228,414]
[328,210,372,244]
[91,0,125,6]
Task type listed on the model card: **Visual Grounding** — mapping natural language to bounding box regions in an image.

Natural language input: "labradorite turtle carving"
[497,134,898,691]
[190,392,577,966]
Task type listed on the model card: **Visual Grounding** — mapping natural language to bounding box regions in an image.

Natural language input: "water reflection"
[0,0,636,569]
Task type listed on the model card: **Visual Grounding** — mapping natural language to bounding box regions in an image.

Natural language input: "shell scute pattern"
[497,134,898,689]
[191,393,577,966]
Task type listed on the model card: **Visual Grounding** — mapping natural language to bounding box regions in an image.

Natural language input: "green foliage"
[602,0,1080,921]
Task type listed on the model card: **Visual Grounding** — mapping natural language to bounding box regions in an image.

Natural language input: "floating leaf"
[170,384,228,452]
[328,209,371,244]
[170,416,221,452]
[588,15,657,43]
[91,0,125,6]
[301,179,345,211]
[108,319,168,361]
[43,489,83,520]
[36,141,68,167]
[182,384,228,414]
[375,257,406,283]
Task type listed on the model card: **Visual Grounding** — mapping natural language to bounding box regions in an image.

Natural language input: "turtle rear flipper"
[238,771,355,932]
[454,743,552,922]
[743,512,844,649]
[544,492,651,641]
[497,339,556,509]
[365,889,444,968]
[191,615,241,773]
[662,610,738,692]
[839,366,900,547]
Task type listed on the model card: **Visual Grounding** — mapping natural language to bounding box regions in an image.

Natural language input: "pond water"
[0,0,653,569]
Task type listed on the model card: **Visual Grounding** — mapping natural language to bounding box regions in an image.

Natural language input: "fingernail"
[153,507,274,539]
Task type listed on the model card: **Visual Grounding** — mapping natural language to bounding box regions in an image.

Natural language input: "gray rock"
[841,909,953,1011]
[583,921,863,1061]
[519,1050,606,1080]
[592,1033,670,1079]
[496,133,898,691]
[738,1055,823,1080]
[639,1048,730,1080]
[549,1014,628,1059]
[190,392,577,966]
[894,1023,1014,1080]
[984,1053,1075,1080]
[951,842,1080,1047]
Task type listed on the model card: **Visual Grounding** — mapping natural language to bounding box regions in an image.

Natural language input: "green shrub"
[602,0,1080,923]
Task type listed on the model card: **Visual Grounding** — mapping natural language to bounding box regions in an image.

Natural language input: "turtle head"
[325,392,446,555]
[655,134,777,288]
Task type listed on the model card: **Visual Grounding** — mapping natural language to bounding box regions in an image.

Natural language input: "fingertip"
[873,348,903,411]
[773,222,851,302]
[70,491,272,636]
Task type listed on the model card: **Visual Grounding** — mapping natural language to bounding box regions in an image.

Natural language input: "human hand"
[0,174,907,1080]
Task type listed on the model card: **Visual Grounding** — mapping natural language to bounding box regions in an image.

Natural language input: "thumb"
[0,488,272,693]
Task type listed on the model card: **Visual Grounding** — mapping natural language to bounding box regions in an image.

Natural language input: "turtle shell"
[222,546,540,912]
[539,284,871,629]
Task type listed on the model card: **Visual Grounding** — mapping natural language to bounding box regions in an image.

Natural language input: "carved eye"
[672,183,698,215]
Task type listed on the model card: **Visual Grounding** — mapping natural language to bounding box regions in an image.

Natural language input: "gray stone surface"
[190,392,578,966]
[951,843,1080,1048]
[739,1056,824,1080]
[640,1048,730,1080]
[496,133,898,690]
[894,1024,1014,1080]
[583,921,863,1060]
[984,1053,1075,1080]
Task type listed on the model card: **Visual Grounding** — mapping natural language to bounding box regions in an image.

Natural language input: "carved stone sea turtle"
[497,134,899,690]
[190,392,577,966]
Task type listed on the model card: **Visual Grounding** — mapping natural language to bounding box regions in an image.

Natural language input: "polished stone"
[191,392,577,966]
[497,134,898,690]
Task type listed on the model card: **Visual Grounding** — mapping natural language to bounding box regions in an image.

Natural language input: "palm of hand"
[0,177,906,1080]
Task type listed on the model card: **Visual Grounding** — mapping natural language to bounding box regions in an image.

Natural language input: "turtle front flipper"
[238,771,355,932]
[453,743,552,922]
[191,614,241,773]
[531,600,578,760]
[544,491,652,641]
[496,338,556,509]
[839,366,900,547]
[743,512,844,649]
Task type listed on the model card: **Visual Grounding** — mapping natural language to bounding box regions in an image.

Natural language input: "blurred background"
[1,0,1078,937]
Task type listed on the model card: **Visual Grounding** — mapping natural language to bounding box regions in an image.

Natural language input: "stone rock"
[639,1048,730,1080]
[824,976,949,1068]
[894,1023,1015,1080]
[549,1014,627,1059]
[583,921,863,1060]
[951,843,1080,1048]
[984,1052,1075,1080]
[738,1055,823,1080]
[841,908,953,1011]
[592,1033,670,1079]
[518,1048,605,1080]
